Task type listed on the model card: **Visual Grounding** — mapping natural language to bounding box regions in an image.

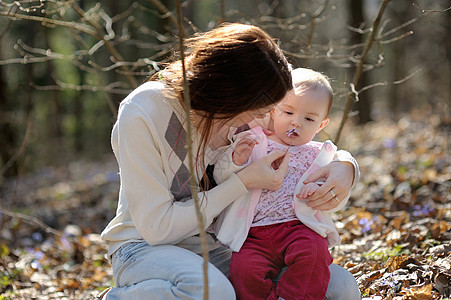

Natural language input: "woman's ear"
[317,118,330,133]
[269,107,276,119]
[268,108,276,131]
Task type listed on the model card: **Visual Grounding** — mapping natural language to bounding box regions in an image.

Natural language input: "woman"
[100,23,360,299]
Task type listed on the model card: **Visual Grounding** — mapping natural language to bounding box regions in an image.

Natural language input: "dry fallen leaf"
[385,255,417,273]
[401,283,433,300]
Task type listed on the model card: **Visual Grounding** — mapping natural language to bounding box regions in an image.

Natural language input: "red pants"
[229,220,332,300]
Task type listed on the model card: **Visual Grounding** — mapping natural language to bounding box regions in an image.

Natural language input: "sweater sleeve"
[335,150,360,188]
[213,132,255,184]
[116,102,248,246]
[214,148,244,184]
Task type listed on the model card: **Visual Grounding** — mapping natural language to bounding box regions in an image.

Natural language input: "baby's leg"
[229,226,282,300]
[275,221,332,300]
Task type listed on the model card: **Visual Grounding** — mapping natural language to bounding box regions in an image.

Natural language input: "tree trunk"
[43,26,64,163]
[386,3,406,119]
[349,0,372,124]
[446,8,451,114]
[0,49,18,177]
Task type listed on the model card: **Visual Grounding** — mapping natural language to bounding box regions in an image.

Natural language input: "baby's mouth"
[286,127,299,137]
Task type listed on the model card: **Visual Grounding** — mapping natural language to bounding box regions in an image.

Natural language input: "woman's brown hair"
[151,23,292,189]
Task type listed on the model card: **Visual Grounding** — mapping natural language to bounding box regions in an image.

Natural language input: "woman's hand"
[301,161,354,211]
[237,150,289,190]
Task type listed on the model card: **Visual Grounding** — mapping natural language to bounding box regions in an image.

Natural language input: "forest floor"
[0,109,450,299]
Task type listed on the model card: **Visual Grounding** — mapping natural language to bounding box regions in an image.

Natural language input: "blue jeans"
[105,241,359,300]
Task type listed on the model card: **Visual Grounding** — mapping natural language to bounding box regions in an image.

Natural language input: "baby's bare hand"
[297,182,320,199]
[232,138,258,166]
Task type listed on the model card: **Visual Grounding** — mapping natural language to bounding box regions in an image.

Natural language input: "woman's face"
[225,105,275,128]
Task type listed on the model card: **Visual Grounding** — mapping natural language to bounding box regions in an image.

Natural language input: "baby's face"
[269,89,330,146]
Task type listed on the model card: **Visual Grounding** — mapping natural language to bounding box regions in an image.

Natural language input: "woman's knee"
[326,264,360,300]
[173,258,235,299]
[208,268,236,300]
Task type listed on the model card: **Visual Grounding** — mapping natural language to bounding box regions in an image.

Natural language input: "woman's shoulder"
[121,81,165,108]
[118,81,179,119]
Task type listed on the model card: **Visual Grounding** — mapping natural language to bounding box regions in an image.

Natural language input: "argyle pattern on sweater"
[165,112,192,201]
[165,112,219,201]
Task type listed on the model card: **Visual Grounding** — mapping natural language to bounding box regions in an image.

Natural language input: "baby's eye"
[306,117,315,122]
[284,111,293,115]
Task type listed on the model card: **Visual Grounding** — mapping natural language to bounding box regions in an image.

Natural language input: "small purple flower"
[362,224,371,233]
[32,232,43,242]
[383,138,396,149]
[359,218,369,226]
[60,235,72,251]
[412,204,435,217]
[34,251,44,260]
[390,279,399,288]
[359,217,373,234]
[25,247,35,254]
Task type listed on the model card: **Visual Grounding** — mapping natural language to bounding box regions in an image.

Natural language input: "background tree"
[348,0,372,124]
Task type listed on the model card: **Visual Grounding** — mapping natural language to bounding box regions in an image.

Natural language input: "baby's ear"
[317,118,329,132]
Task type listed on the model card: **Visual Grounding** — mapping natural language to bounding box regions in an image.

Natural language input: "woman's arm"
[116,102,249,246]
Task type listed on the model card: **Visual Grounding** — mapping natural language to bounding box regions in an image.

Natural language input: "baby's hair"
[291,68,333,117]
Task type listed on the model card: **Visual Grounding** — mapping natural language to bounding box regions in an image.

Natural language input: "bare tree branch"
[148,0,188,37]
[412,2,451,13]
[378,15,423,39]
[347,24,372,35]
[0,206,86,248]
[0,11,97,35]
[357,68,424,94]
[29,81,131,95]
[69,2,138,89]
[175,1,209,298]
[380,30,413,45]
[0,4,139,90]
[305,0,329,57]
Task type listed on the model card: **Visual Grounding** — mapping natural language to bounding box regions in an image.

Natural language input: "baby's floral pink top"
[252,139,322,227]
